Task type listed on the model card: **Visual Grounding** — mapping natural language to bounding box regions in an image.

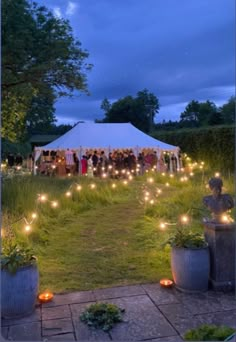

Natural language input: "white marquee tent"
[34,122,180,173]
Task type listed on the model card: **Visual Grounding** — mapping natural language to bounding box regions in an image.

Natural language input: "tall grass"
[2,170,234,292]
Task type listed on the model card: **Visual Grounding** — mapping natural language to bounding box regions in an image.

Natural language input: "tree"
[198,100,218,126]
[180,100,200,125]
[25,86,57,135]
[100,98,111,115]
[219,96,235,124]
[2,0,92,141]
[99,89,159,133]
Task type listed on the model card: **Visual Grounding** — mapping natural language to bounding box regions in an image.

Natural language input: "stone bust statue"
[203,177,234,222]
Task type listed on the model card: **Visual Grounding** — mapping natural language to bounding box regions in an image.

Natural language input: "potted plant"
[164,227,210,292]
[1,240,39,318]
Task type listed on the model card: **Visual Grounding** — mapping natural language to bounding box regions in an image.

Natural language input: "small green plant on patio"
[80,302,125,332]
[184,324,236,341]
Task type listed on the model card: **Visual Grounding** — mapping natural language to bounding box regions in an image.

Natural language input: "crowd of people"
[37,148,181,177]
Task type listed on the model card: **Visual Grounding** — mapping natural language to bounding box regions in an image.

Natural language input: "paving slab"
[42,318,74,337]
[94,284,145,300]
[42,290,95,307]
[158,303,192,320]
[1,326,8,340]
[196,309,236,329]
[43,333,76,341]
[42,304,71,320]
[8,322,41,341]
[146,336,184,342]
[175,291,224,314]
[1,307,41,327]
[105,295,178,341]
[142,283,180,305]
[70,302,111,341]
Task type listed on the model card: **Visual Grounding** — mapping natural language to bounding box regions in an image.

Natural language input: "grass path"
[37,197,171,292]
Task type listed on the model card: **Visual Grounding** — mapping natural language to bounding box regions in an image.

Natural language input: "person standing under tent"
[92,151,99,176]
[65,149,75,174]
[81,155,87,175]
[87,154,94,178]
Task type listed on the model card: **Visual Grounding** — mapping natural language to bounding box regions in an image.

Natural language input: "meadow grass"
[2,169,234,292]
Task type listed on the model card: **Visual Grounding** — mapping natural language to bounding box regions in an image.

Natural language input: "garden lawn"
[2,171,234,293]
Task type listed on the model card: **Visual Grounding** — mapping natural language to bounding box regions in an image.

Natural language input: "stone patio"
[1,283,236,341]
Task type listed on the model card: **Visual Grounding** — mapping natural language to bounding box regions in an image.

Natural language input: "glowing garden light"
[111,183,116,188]
[147,177,154,183]
[108,165,112,170]
[170,174,174,178]
[145,191,150,196]
[199,165,203,169]
[16,166,21,170]
[24,225,31,232]
[150,199,154,205]
[160,222,166,230]
[157,189,162,194]
[31,213,37,219]
[123,180,128,185]
[144,196,149,201]
[128,175,133,180]
[102,167,105,171]
[93,167,97,171]
[180,168,185,172]
[115,170,119,175]
[165,182,170,187]
[90,183,96,189]
[189,172,194,177]
[121,169,126,174]
[39,194,47,202]
[161,173,166,176]
[51,201,58,208]
[52,165,56,169]
[215,172,220,177]
[76,185,82,191]
[180,215,189,224]
[102,173,107,178]
[67,173,71,177]
[65,191,72,197]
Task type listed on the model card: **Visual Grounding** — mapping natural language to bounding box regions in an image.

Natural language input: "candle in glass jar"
[160,279,173,288]
[38,292,54,303]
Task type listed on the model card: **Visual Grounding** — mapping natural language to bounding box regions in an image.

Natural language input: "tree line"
[2,0,92,142]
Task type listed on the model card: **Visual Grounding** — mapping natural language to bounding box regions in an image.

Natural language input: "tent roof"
[35,123,178,151]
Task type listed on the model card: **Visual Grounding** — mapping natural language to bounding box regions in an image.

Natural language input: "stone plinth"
[203,222,236,291]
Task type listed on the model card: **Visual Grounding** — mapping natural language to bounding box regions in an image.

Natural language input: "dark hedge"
[152,126,235,171]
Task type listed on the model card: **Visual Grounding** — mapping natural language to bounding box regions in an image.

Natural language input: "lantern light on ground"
[77,185,82,191]
[39,194,47,202]
[150,199,154,205]
[90,184,96,189]
[215,172,220,178]
[38,292,54,303]
[160,222,166,230]
[111,183,116,188]
[24,225,31,232]
[51,201,58,208]
[160,279,173,288]
[65,191,72,197]
[180,215,189,224]
[165,182,170,187]
[31,213,37,219]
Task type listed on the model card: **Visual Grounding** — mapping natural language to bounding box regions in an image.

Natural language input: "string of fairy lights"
[2,155,234,239]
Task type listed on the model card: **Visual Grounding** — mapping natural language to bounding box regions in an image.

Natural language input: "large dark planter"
[1,263,39,318]
[171,246,210,292]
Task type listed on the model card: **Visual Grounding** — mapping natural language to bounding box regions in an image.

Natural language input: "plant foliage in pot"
[164,227,210,292]
[1,240,39,318]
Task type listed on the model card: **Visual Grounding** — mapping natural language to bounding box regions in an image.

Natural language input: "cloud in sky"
[52,6,62,18]
[42,0,235,124]
[65,1,78,16]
